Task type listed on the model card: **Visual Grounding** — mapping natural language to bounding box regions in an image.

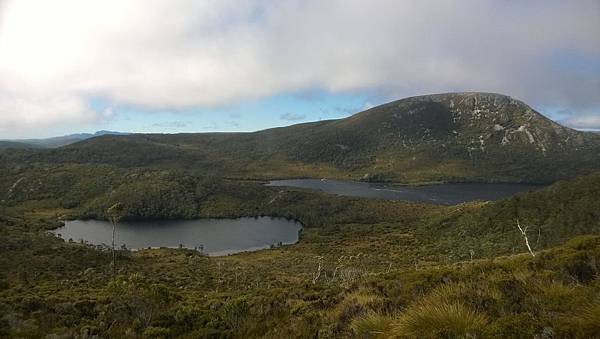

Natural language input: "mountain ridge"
[0,130,128,149]
[3,92,599,183]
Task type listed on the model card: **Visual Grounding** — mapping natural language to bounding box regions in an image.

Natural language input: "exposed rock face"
[414,93,585,153]
[282,92,600,182]
[352,92,590,156]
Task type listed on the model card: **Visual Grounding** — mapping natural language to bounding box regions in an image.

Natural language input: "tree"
[516,219,535,257]
[107,202,125,275]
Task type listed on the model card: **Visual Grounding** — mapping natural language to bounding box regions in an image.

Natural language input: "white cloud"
[0,90,98,129]
[0,0,598,135]
[102,107,116,119]
[561,115,600,130]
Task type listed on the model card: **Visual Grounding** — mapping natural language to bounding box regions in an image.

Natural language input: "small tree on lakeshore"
[108,202,125,275]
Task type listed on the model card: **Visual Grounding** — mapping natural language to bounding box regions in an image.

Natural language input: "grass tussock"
[555,303,600,337]
[328,290,383,334]
[351,312,396,338]
[348,282,490,338]
[392,300,488,338]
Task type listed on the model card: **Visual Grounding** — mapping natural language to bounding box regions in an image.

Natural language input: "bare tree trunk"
[516,219,535,257]
[312,256,323,284]
[107,202,123,277]
[111,218,116,275]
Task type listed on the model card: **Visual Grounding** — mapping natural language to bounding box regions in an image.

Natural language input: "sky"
[0,0,599,139]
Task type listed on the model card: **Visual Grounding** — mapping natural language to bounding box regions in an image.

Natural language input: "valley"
[1,93,599,337]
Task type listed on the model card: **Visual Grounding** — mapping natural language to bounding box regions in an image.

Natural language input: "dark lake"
[52,217,302,256]
[266,179,542,205]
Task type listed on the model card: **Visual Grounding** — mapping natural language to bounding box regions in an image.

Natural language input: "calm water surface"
[53,217,302,256]
[267,179,542,205]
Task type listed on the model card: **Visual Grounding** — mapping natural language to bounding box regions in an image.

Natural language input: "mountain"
[3,93,599,183]
[2,130,128,148]
[0,141,42,149]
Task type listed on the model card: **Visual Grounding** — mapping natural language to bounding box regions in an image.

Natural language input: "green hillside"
[3,93,599,183]
[1,165,599,337]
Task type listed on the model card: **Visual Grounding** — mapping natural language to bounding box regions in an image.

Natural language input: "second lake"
[266,179,542,205]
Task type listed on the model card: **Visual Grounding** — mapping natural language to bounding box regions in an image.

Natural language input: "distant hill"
[2,130,128,148]
[3,93,599,183]
[0,141,41,149]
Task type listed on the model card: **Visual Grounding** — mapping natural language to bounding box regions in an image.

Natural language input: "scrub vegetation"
[1,162,599,337]
[1,93,599,337]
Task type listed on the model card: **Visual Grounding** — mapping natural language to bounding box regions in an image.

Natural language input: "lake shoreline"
[52,216,303,256]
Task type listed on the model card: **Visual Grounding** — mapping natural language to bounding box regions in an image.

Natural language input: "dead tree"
[312,256,323,284]
[107,202,125,275]
[516,219,535,257]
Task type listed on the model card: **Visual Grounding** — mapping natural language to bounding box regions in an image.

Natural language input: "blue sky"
[0,0,598,139]
[84,91,373,136]
[52,88,599,139]
[50,92,595,138]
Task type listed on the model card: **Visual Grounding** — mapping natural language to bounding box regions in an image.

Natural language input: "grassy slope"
[1,164,599,337]
[1,210,599,337]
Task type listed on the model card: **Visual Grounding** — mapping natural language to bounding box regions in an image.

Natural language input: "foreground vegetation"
[1,216,599,337]
[1,158,599,337]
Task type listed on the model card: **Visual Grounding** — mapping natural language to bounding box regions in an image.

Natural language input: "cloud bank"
[0,0,599,133]
[561,115,600,130]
